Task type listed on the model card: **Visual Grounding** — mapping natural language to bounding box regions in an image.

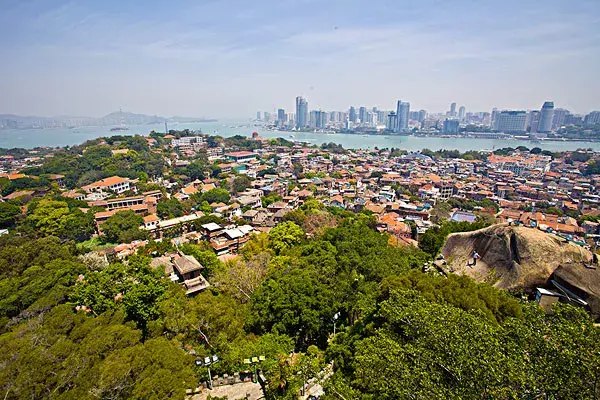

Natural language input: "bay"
[1,121,599,152]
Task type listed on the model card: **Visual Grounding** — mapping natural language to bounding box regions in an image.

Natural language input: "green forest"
[1,208,599,399]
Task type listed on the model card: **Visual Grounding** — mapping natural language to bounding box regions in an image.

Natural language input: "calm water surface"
[1,122,599,152]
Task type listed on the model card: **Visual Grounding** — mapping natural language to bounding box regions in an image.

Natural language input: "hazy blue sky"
[1,0,599,118]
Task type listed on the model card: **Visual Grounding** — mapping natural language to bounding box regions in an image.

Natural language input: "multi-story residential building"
[82,176,132,194]
[442,119,460,134]
[225,151,257,163]
[584,111,600,127]
[493,111,528,133]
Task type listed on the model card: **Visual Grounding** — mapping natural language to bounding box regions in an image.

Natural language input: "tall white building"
[538,101,554,133]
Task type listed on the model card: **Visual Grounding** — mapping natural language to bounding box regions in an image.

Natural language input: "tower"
[458,106,466,121]
[295,96,308,128]
[396,100,410,133]
[538,101,555,133]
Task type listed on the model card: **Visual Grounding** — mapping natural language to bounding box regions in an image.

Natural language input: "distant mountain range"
[0,111,217,129]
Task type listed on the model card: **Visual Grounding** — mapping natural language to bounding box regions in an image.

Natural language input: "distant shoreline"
[1,122,600,152]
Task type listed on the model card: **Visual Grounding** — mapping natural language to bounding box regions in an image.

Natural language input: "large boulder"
[442,224,593,291]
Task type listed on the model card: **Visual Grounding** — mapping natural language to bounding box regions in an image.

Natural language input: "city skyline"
[256,96,600,134]
[1,0,600,118]
[258,98,590,120]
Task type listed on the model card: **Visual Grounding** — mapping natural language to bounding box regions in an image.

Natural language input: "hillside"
[441,224,596,292]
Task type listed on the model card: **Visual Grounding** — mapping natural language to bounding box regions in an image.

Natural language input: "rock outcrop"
[441,224,597,295]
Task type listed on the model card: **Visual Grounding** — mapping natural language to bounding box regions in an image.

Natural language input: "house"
[101,191,161,212]
[267,201,289,213]
[273,208,290,222]
[329,195,345,208]
[63,190,86,201]
[82,176,132,194]
[143,214,160,230]
[172,253,210,295]
[3,190,34,202]
[225,151,257,163]
[378,213,412,239]
[242,209,269,226]
[209,225,254,255]
[237,195,262,209]
[201,222,224,238]
[242,209,259,223]
[47,174,65,187]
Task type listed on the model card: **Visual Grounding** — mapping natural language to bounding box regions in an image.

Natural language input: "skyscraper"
[359,107,367,123]
[295,96,308,129]
[396,100,410,133]
[443,119,460,134]
[418,110,427,123]
[387,112,397,131]
[450,102,457,117]
[491,108,499,127]
[277,109,288,127]
[318,111,328,128]
[538,101,554,133]
[552,108,569,129]
[584,111,600,127]
[458,106,466,121]
[256,112,261,121]
[482,112,491,126]
[528,111,540,133]
[309,110,318,128]
[349,107,357,123]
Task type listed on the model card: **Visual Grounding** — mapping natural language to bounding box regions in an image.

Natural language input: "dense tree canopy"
[324,291,600,400]
[23,137,165,188]
[0,199,598,400]
[100,210,147,244]
[0,202,21,228]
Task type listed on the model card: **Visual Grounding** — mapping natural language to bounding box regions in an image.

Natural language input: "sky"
[1,0,599,119]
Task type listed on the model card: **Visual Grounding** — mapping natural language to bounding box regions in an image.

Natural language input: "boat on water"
[290,135,295,138]
[110,127,129,132]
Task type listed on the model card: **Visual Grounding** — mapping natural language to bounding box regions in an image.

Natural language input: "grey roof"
[173,254,204,275]
[201,222,222,231]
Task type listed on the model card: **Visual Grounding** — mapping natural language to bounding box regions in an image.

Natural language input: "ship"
[110,127,129,132]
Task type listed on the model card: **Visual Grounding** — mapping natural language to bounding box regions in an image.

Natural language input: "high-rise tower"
[538,101,555,133]
[295,96,308,128]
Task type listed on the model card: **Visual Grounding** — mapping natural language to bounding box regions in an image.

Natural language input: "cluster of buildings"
[257,97,600,136]
[2,130,600,294]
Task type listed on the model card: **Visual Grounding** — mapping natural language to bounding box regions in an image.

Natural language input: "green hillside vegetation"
[0,212,598,399]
